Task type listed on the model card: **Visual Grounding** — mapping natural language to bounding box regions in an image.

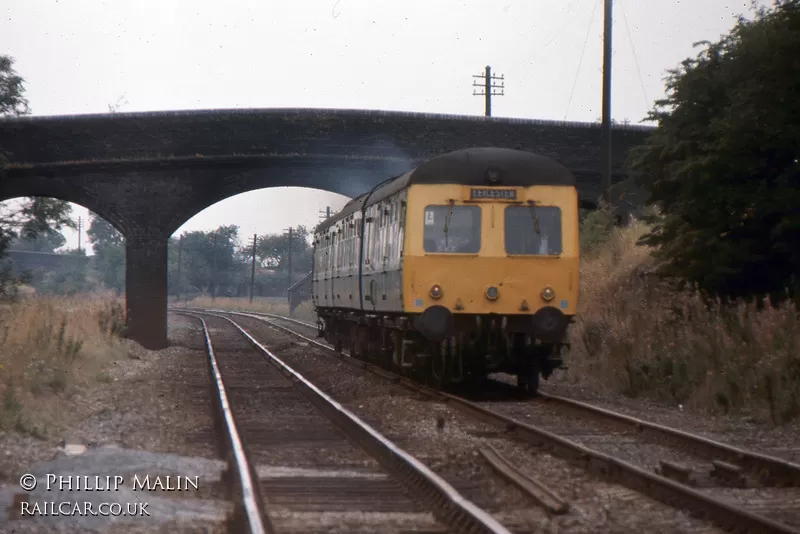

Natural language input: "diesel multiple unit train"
[311,147,579,393]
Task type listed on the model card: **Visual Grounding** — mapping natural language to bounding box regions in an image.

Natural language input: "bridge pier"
[125,235,169,350]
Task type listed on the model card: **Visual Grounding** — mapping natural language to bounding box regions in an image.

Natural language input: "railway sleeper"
[711,460,749,488]
[658,460,697,487]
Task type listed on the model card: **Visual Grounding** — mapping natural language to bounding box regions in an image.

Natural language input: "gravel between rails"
[481,399,800,529]
[200,314,450,534]
[542,381,800,464]
[230,313,726,534]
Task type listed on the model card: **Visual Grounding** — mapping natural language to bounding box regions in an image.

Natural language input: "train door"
[327,230,336,306]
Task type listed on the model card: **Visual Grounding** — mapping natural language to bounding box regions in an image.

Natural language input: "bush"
[568,219,800,424]
[579,201,615,254]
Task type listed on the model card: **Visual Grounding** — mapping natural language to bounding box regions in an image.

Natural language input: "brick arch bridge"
[0,108,654,349]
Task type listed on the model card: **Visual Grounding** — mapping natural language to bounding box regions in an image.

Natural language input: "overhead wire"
[535,0,585,49]
[564,0,601,120]
[529,0,592,63]
[619,0,650,110]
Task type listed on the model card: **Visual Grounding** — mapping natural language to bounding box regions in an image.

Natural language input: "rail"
[173,312,273,534]
[535,392,800,487]
[180,309,512,534]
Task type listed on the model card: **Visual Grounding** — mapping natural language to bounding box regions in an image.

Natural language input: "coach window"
[423,205,481,253]
[505,205,562,255]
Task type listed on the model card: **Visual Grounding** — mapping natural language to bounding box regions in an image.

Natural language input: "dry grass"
[0,292,126,437]
[176,295,318,324]
[566,220,800,424]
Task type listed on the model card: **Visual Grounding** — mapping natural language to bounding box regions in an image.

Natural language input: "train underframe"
[315,306,570,394]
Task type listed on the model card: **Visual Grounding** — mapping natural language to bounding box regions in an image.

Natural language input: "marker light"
[429,285,443,299]
[541,287,555,301]
[486,286,499,300]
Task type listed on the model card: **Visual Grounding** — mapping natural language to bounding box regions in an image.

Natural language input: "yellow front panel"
[402,184,579,315]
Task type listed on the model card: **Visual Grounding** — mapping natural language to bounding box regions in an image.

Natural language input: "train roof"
[314,147,576,234]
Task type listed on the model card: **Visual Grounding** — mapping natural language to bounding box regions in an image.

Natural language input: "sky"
[1,0,759,254]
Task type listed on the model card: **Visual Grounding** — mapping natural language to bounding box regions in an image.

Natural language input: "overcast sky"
[1,0,757,253]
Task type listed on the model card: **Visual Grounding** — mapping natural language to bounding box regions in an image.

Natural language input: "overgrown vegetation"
[0,294,127,436]
[569,219,800,423]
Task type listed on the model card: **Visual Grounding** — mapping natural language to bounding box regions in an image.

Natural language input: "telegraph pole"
[472,65,505,117]
[77,216,82,253]
[318,206,335,222]
[284,227,293,290]
[211,231,218,302]
[249,233,257,304]
[177,234,183,305]
[600,0,614,202]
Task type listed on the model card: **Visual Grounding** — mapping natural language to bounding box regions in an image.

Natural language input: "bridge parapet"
[0,108,653,173]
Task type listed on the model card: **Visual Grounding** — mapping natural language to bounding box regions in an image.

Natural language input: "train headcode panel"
[469,188,517,200]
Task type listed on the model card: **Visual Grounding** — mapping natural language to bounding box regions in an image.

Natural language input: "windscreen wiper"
[443,200,455,247]
[527,200,541,234]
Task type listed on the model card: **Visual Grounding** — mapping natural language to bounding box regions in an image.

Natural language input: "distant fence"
[287,271,312,314]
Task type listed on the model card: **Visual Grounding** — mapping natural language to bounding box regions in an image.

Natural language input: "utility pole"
[472,65,504,117]
[318,206,335,222]
[249,233,257,304]
[284,227,293,291]
[211,231,218,302]
[600,0,614,202]
[77,216,82,253]
[177,234,183,306]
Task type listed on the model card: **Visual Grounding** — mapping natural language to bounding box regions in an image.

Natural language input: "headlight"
[429,284,443,299]
[485,286,499,300]
[541,287,555,301]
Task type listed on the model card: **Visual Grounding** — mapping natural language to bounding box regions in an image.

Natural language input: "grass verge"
[0,292,126,437]
[566,219,800,424]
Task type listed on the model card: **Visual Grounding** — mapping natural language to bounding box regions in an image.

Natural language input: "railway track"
[174,311,511,534]
[183,307,800,534]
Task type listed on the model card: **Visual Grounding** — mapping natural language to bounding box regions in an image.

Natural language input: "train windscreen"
[505,205,562,255]
[423,205,481,253]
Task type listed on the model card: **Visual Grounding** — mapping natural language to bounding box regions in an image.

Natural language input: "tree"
[630,0,800,304]
[10,229,66,253]
[86,214,125,294]
[256,226,312,276]
[0,57,77,298]
[0,55,28,116]
[167,225,248,298]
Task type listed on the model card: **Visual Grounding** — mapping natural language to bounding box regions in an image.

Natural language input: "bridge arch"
[0,196,126,297]
[160,160,404,238]
[169,186,350,303]
[0,191,131,238]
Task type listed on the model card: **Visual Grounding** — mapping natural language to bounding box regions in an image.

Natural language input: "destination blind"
[470,188,517,200]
